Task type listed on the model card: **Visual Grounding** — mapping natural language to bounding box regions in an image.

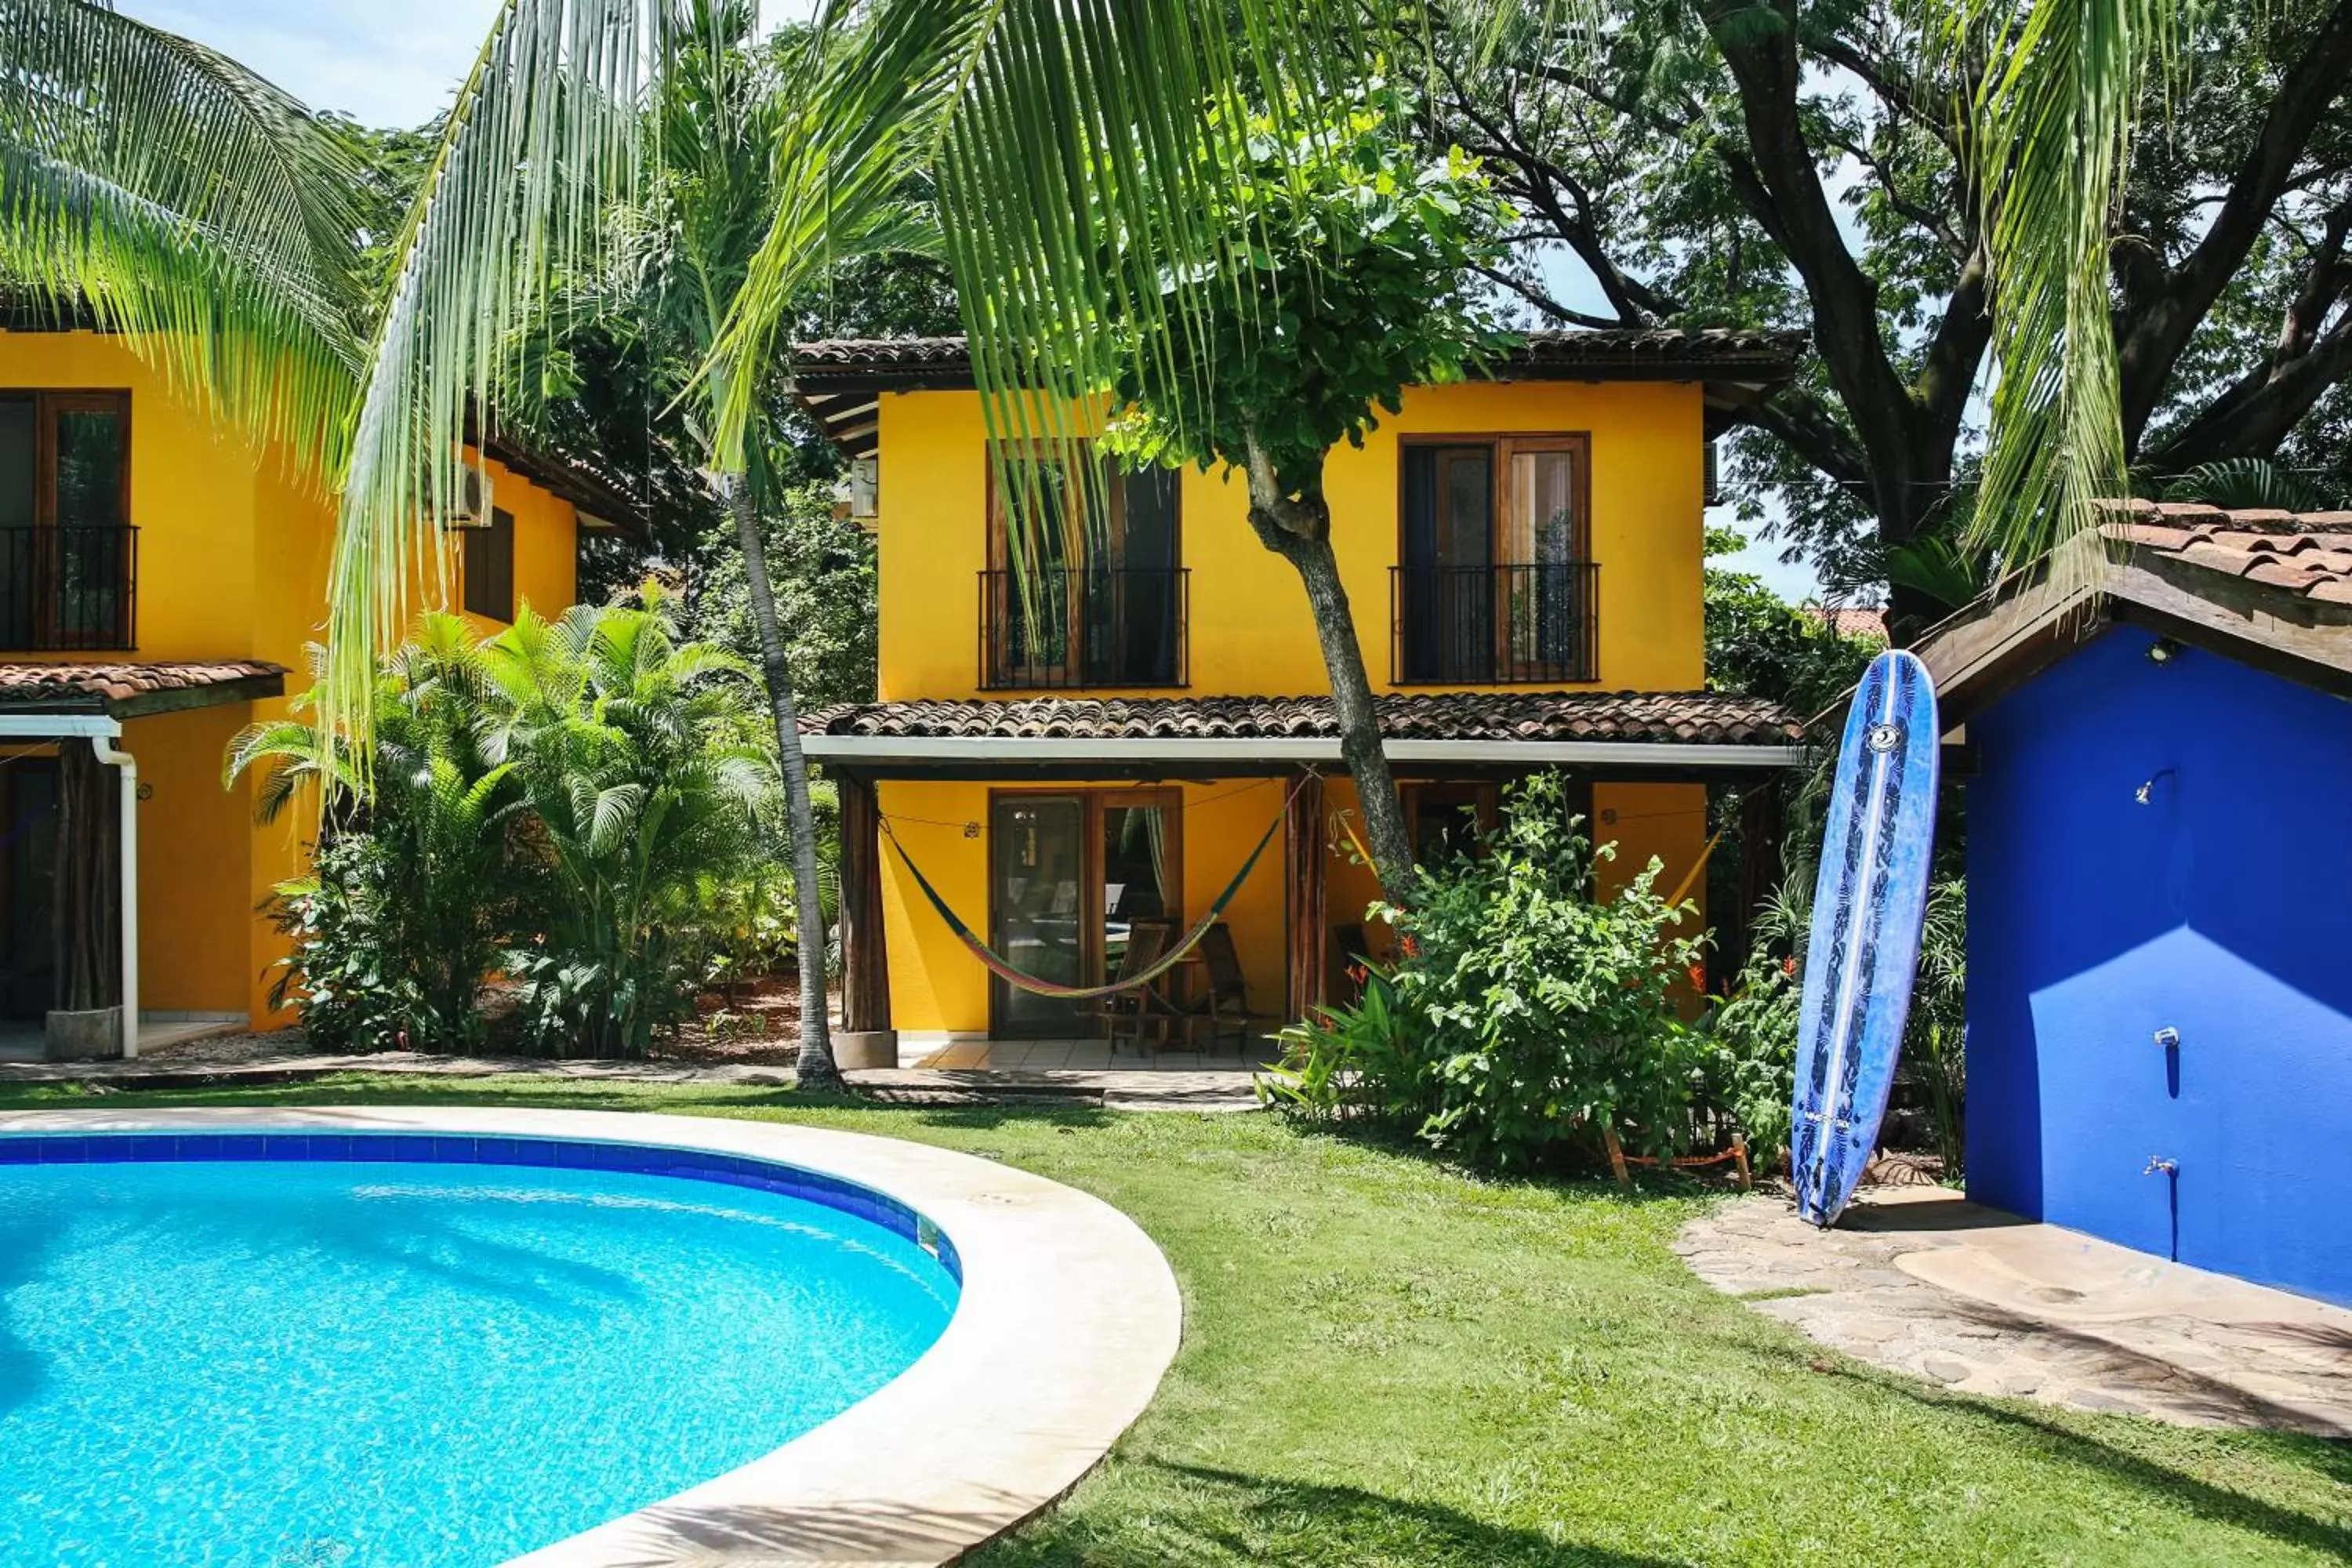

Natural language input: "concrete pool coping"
[0,1105,1185,1567]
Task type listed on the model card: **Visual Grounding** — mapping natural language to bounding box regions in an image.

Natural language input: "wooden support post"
[1283,772,1327,1025]
[838,774,891,1037]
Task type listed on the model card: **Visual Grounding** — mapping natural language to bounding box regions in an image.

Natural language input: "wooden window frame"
[1,390,134,650]
[982,442,1184,690]
[1396,432,1593,684]
[1398,433,1591,568]
[985,785,1185,1037]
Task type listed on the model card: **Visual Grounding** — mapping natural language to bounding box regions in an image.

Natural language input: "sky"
[124,0,1829,602]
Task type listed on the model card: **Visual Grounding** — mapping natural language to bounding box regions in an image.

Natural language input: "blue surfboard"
[1791,648,1940,1227]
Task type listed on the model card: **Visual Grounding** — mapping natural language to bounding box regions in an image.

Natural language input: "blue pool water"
[0,1138,959,1568]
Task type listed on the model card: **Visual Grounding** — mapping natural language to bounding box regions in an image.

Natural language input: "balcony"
[980,568,1189,690]
[1391,562,1598,685]
[0,526,139,652]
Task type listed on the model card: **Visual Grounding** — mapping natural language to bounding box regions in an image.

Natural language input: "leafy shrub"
[234,605,776,1058]
[1257,971,1425,1131]
[1264,774,1709,1174]
[236,616,528,1051]
[1392,775,1709,1172]
[1698,887,1806,1163]
[267,835,448,1052]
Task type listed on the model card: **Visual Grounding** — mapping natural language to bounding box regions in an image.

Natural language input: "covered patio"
[0,659,285,1060]
[807,690,1807,1060]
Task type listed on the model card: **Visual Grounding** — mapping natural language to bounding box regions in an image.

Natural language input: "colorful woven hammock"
[882,779,1305,1000]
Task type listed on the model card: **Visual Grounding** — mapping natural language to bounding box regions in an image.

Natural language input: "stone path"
[1678,1191,2352,1436]
[0,1046,1264,1112]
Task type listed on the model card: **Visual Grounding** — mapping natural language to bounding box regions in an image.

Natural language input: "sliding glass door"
[989,789,1182,1037]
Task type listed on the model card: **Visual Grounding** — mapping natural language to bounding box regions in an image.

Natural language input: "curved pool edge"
[0,1105,1184,1568]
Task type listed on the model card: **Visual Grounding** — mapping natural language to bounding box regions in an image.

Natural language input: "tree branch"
[2144,319,2352,468]
[2118,0,2352,445]
[1701,0,1925,535]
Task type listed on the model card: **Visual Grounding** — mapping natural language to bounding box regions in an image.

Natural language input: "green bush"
[1258,971,1426,1131]
[235,615,528,1051]
[1265,774,1709,1174]
[234,604,776,1058]
[267,835,448,1052]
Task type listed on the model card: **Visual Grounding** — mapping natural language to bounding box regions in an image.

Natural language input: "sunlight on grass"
[5,1076,2347,1565]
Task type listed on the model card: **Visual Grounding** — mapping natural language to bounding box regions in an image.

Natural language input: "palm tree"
[569,0,906,1089]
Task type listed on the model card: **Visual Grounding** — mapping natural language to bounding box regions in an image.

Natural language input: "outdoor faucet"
[2144,1156,2177,1176]
[2154,1026,2180,1050]
[2135,768,2177,805]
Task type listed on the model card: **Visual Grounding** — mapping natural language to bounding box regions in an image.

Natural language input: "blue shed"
[1915,501,2352,1307]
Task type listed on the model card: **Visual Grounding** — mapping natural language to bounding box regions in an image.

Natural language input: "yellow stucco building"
[0,325,637,1058]
[793,331,1809,1054]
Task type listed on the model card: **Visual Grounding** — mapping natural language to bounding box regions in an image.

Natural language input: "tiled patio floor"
[0,1016,245,1063]
[903,1034,1279,1073]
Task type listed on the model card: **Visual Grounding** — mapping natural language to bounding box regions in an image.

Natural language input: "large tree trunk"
[1240,438,1417,899]
[724,474,844,1094]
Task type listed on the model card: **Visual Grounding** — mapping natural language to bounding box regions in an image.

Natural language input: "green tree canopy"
[1427,0,2352,609]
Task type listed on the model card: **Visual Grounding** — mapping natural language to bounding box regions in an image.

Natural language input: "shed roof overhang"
[1915,508,2352,733]
[0,661,288,722]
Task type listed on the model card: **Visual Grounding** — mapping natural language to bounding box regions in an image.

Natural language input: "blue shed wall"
[1966,625,2352,1305]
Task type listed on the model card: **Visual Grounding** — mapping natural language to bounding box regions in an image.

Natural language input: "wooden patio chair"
[1178,922,1276,1051]
[1091,920,1180,1054]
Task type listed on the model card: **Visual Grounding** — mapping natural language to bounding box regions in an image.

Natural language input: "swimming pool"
[0,1131,960,1568]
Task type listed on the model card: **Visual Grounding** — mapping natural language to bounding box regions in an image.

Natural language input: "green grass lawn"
[5,1076,2346,1566]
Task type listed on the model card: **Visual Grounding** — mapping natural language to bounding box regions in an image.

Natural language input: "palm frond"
[0,0,368,480]
[1944,0,2182,577]
[327,0,656,731]
[2162,456,2332,514]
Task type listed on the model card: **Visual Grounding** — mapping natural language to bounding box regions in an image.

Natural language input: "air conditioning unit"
[442,466,492,529]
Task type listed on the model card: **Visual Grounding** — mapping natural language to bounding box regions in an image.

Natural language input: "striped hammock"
[883,779,1305,1000]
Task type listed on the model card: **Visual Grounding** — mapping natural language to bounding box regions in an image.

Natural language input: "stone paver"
[1678,1192,2352,1436]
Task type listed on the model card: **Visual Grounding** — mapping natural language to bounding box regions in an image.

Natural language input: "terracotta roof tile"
[0,660,285,708]
[2098,499,2352,610]
[791,328,1808,387]
[1802,605,1889,641]
[805,691,1802,747]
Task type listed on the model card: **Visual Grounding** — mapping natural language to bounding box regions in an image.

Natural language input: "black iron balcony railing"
[1391,562,1599,685]
[0,526,139,652]
[980,567,1189,690]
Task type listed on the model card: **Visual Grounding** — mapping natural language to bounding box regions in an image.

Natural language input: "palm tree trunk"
[1240,440,1417,899]
[723,474,845,1093]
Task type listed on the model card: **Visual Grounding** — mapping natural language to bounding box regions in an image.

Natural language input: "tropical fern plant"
[486,603,775,1058]
[228,615,528,1050]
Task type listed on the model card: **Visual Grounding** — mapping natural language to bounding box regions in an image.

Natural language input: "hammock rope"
[882,776,1309,1000]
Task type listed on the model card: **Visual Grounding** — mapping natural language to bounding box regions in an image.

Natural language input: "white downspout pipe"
[89,735,139,1061]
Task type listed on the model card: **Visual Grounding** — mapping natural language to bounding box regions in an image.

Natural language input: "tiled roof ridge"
[794,327,1809,367]
[804,689,1802,746]
[2096,497,2352,609]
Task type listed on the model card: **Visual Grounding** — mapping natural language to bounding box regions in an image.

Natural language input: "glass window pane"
[53,407,125,529]
[991,797,1087,1035]
[1505,448,1577,564]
